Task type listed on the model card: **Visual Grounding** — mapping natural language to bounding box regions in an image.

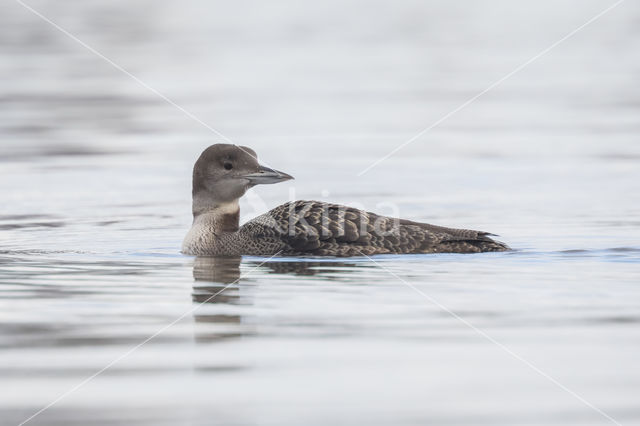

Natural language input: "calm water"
[1,0,640,425]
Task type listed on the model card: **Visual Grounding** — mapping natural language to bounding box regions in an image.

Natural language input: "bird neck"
[192,195,240,234]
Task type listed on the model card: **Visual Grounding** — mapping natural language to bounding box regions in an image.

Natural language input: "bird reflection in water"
[192,256,245,343]
[191,256,364,343]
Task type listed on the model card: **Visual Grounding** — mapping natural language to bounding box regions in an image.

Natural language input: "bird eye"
[224,162,233,170]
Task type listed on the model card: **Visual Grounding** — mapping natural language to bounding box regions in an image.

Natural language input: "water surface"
[1,0,640,425]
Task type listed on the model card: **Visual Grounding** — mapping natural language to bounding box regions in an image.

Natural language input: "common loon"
[182,144,510,256]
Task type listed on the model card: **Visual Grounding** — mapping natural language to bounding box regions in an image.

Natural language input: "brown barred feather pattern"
[235,200,509,257]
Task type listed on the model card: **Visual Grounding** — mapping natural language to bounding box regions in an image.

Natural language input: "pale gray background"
[1,1,639,425]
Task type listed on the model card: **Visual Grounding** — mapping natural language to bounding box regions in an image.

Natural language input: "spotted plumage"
[236,200,508,256]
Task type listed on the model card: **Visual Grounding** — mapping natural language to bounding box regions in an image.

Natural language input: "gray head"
[191,144,293,215]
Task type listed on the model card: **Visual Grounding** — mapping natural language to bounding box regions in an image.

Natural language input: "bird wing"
[242,200,506,256]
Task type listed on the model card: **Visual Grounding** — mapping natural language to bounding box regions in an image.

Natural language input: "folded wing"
[241,200,509,256]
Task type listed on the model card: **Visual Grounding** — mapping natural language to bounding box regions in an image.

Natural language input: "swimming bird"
[182,144,509,256]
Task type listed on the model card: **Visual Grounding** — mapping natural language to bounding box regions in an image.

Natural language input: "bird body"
[182,144,509,257]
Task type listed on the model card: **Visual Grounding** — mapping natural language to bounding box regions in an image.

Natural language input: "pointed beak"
[242,165,294,185]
